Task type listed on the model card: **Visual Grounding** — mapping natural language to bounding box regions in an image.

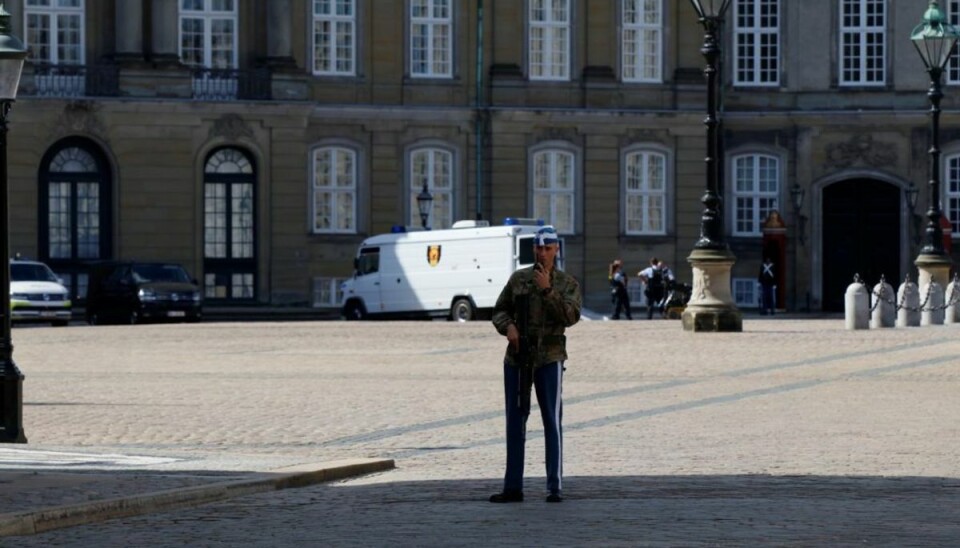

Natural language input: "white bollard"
[845,280,869,330]
[921,281,945,326]
[946,278,960,325]
[870,279,895,328]
[896,279,921,327]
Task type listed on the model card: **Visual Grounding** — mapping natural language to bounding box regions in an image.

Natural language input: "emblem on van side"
[427,245,442,267]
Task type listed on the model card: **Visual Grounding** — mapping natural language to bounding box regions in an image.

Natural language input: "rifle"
[514,291,535,410]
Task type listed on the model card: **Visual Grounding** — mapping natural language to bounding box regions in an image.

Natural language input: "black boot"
[489,490,523,503]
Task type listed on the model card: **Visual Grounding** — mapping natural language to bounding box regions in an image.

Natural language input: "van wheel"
[127,310,139,325]
[450,298,474,322]
[344,301,366,321]
[87,314,100,326]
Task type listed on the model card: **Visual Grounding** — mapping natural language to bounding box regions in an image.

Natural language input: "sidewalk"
[0,448,392,536]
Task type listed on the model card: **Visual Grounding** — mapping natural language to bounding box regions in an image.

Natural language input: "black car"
[86,261,203,325]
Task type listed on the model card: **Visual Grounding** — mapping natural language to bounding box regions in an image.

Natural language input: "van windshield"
[131,264,192,284]
[11,263,58,282]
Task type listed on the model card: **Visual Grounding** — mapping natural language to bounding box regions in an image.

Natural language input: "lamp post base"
[1,363,26,443]
[914,252,952,289]
[682,248,743,332]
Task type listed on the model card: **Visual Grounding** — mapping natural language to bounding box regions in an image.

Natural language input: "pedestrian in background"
[490,226,581,504]
[759,256,776,315]
[609,259,632,320]
[638,257,666,319]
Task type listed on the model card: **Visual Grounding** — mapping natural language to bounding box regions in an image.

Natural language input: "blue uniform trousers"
[501,361,564,494]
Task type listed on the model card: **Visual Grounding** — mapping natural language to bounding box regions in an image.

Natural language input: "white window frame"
[311,146,358,234]
[312,0,356,76]
[24,0,86,65]
[313,277,345,307]
[733,0,779,87]
[732,278,760,308]
[732,153,780,237]
[409,147,455,230]
[947,1,960,84]
[946,153,960,237]
[838,0,885,87]
[532,148,576,234]
[528,0,571,81]
[624,148,667,235]
[410,0,452,78]
[179,0,238,69]
[621,0,662,83]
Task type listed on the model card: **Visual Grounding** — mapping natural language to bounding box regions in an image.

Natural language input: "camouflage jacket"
[492,266,581,368]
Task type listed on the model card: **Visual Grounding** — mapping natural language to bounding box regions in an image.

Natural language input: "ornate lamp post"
[416,182,433,230]
[681,0,742,332]
[911,1,959,289]
[0,4,27,444]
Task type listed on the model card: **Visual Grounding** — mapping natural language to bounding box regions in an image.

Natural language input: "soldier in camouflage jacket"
[489,226,581,504]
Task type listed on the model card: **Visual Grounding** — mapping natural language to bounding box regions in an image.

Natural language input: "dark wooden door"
[822,179,900,311]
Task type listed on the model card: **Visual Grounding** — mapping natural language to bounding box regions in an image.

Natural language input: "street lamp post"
[681,0,742,332]
[0,3,27,444]
[911,1,959,291]
[416,182,433,230]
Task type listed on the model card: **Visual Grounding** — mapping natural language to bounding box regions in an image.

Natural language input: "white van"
[340,219,562,321]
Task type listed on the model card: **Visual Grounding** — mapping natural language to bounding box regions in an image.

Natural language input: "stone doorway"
[821,178,901,311]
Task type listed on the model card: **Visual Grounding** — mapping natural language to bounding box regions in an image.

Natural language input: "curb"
[0,458,394,537]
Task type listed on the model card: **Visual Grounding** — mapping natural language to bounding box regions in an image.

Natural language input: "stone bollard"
[920,280,945,326]
[869,278,895,328]
[844,278,869,330]
[946,277,960,325]
[896,278,920,327]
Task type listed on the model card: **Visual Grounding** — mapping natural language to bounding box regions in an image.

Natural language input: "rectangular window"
[733,278,760,308]
[624,150,667,235]
[533,149,576,234]
[839,0,885,86]
[529,0,570,80]
[179,0,237,68]
[313,277,345,307]
[25,0,85,64]
[734,0,779,86]
[312,147,357,233]
[733,154,780,236]
[410,148,454,229]
[411,0,452,78]
[948,1,960,84]
[313,0,355,75]
[621,0,661,83]
[947,155,960,236]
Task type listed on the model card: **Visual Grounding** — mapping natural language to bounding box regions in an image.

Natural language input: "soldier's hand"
[534,263,550,290]
[506,324,520,352]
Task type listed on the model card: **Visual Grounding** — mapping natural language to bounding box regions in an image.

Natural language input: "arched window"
[532,148,576,234]
[203,147,257,301]
[39,139,112,300]
[408,147,454,229]
[624,148,667,235]
[732,153,780,236]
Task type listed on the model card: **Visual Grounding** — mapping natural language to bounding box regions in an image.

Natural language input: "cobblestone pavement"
[2,317,959,546]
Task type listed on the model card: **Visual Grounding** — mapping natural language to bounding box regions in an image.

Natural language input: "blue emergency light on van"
[390,225,407,233]
[503,217,545,226]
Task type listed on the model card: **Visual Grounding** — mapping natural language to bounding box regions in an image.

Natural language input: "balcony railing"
[191,67,272,101]
[23,62,120,98]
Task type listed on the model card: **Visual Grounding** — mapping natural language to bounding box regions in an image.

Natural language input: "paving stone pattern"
[2,319,959,546]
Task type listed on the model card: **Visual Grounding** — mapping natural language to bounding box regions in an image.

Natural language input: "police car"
[10,258,72,326]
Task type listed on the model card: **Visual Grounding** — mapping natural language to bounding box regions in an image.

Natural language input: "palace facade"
[6,0,958,314]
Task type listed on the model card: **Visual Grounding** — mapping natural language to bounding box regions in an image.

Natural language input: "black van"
[85,261,203,325]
